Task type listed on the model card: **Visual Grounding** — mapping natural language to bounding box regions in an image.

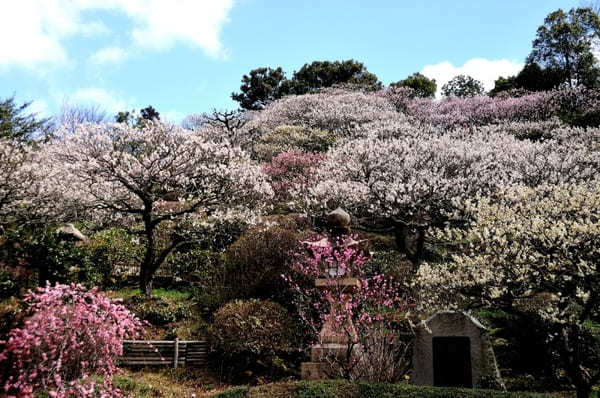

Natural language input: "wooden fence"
[120,339,208,367]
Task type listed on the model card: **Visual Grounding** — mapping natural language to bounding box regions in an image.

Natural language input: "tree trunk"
[140,212,155,296]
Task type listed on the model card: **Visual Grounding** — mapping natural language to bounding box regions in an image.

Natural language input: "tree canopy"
[527,7,600,87]
[390,72,436,98]
[0,96,50,142]
[231,60,382,110]
[231,67,288,110]
[441,75,485,98]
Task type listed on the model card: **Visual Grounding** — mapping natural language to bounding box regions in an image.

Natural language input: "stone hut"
[412,311,504,389]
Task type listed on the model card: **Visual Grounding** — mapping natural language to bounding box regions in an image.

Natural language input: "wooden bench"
[120,339,208,367]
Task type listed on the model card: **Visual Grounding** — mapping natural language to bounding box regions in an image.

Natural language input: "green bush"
[0,297,22,338]
[84,228,144,288]
[210,299,295,383]
[212,299,293,355]
[0,271,19,299]
[0,225,95,287]
[126,294,193,326]
[223,225,302,301]
[253,125,335,161]
[215,380,562,398]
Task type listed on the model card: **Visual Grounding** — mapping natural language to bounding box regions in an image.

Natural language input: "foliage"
[216,380,560,398]
[286,59,382,95]
[84,228,144,288]
[261,150,326,202]
[0,96,50,142]
[223,224,303,301]
[390,72,437,98]
[210,299,295,383]
[0,283,143,397]
[212,299,293,356]
[527,7,600,88]
[43,121,272,294]
[231,60,382,110]
[253,125,335,161]
[441,74,485,98]
[0,225,95,287]
[489,63,566,96]
[416,184,600,398]
[115,105,160,127]
[125,293,192,326]
[0,296,22,338]
[231,67,288,110]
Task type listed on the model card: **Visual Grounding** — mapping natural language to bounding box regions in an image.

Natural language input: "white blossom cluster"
[302,129,599,223]
[415,184,599,326]
[40,122,273,226]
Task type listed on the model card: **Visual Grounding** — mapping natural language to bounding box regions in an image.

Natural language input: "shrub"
[210,299,294,382]
[213,299,293,355]
[0,283,143,397]
[125,294,192,327]
[223,225,303,301]
[0,225,94,287]
[84,228,144,288]
[253,125,335,161]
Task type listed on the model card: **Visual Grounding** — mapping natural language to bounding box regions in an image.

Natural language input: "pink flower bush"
[0,283,144,398]
[261,150,325,201]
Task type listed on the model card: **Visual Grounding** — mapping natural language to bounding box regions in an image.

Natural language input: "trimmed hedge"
[215,380,562,398]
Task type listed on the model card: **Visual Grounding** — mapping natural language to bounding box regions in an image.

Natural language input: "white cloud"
[71,87,134,113]
[0,0,234,70]
[421,58,523,97]
[163,109,186,123]
[28,99,50,118]
[91,46,128,65]
[116,0,234,56]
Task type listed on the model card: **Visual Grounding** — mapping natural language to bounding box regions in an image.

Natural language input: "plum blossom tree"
[0,138,58,225]
[0,283,144,397]
[284,234,414,381]
[302,130,599,263]
[416,184,600,398]
[245,88,400,140]
[45,122,273,295]
[261,150,325,202]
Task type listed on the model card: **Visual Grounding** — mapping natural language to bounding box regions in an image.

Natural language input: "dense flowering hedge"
[0,283,143,397]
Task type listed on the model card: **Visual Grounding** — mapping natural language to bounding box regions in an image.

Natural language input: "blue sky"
[0,0,580,123]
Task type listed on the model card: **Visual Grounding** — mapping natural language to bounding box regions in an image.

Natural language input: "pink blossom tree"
[0,283,144,397]
[261,150,325,202]
[43,122,273,295]
[284,234,414,381]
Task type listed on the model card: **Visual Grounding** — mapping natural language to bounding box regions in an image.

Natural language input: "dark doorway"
[433,336,472,388]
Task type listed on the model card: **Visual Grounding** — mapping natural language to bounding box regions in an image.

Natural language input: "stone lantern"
[301,208,367,380]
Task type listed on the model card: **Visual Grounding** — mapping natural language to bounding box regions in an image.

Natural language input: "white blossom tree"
[0,138,57,225]
[301,130,599,263]
[416,184,600,398]
[45,122,273,295]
